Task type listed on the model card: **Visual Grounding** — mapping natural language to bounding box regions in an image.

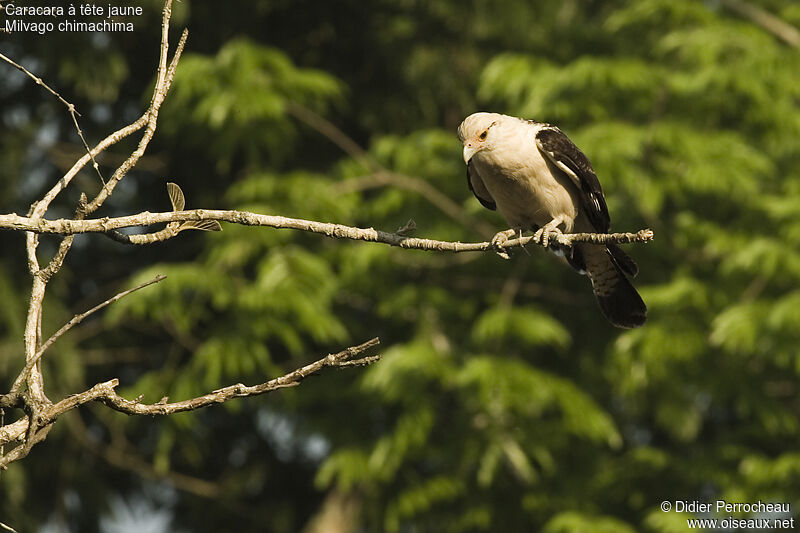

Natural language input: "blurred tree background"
[2,0,800,531]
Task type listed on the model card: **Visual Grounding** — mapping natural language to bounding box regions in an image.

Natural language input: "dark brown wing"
[466,159,496,210]
[534,125,610,232]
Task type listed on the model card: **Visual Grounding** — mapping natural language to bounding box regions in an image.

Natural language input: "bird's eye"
[479,130,488,141]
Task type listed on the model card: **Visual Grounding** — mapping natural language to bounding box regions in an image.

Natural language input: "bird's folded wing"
[466,159,496,210]
[534,126,610,232]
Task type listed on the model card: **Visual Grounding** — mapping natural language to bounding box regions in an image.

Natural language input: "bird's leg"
[532,216,567,248]
[491,228,517,260]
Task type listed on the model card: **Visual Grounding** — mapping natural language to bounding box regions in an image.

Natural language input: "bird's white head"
[457,112,505,164]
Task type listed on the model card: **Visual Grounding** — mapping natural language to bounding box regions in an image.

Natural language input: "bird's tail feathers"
[584,245,646,329]
[607,243,639,277]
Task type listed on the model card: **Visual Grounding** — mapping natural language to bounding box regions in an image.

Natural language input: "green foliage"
[384,475,464,532]
[472,305,570,348]
[161,38,343,170]
[455,357,621,446]
[645,510,695,533]
[543,511,637,533]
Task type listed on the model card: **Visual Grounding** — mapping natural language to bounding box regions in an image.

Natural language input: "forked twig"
[0,338,381,469]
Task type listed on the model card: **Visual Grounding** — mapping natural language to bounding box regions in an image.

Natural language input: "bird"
[457,112,646,328]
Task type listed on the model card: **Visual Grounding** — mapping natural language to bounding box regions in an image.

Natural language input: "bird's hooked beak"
[463,142,480,164]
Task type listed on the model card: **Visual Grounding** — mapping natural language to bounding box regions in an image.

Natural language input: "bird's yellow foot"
[532,219,564,248]
[491,228,517,259]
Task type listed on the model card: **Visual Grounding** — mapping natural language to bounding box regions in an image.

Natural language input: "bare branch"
[98,337,380,416]
[1,421,52,467]
[10,275,167,397]
[0,521,19,533]
[33,114,150,219]
[26,17,185,221]
[104,183,222,244]
[0,420,27,447]
[719,0,800,48]
[0,338,381,467]
[1,0,191,467]
[0,209,654,251]
[30,5,188,279]
[504,229,654,248]
[39,193,88,281]
[33,25,187,280]
[85,24,187,214]
[22,276,48,406]
[337,355,382,367]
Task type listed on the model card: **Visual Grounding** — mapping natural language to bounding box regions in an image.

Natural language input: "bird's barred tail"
[582,244,647,329]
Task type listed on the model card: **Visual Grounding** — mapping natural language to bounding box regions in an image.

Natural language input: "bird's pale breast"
[471,140,579,232]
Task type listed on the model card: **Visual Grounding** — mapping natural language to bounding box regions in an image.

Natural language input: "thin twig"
[0,522,19,533]
[39,194,87,281]
[10,275,167,397]
[31,4,186,281]
[32,113,150,220]
[86,13,185,214]
[98,337,380,416]
[0,52,105,184]
[337,355,382,367]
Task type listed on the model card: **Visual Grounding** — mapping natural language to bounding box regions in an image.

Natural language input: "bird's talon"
[491,229,516,259]
[533,222,563,248]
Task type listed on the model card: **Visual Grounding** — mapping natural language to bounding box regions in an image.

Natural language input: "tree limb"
[0,209,654,251]
[1,0,196,471]
[0,338,381,468]
[99,337,380,416]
